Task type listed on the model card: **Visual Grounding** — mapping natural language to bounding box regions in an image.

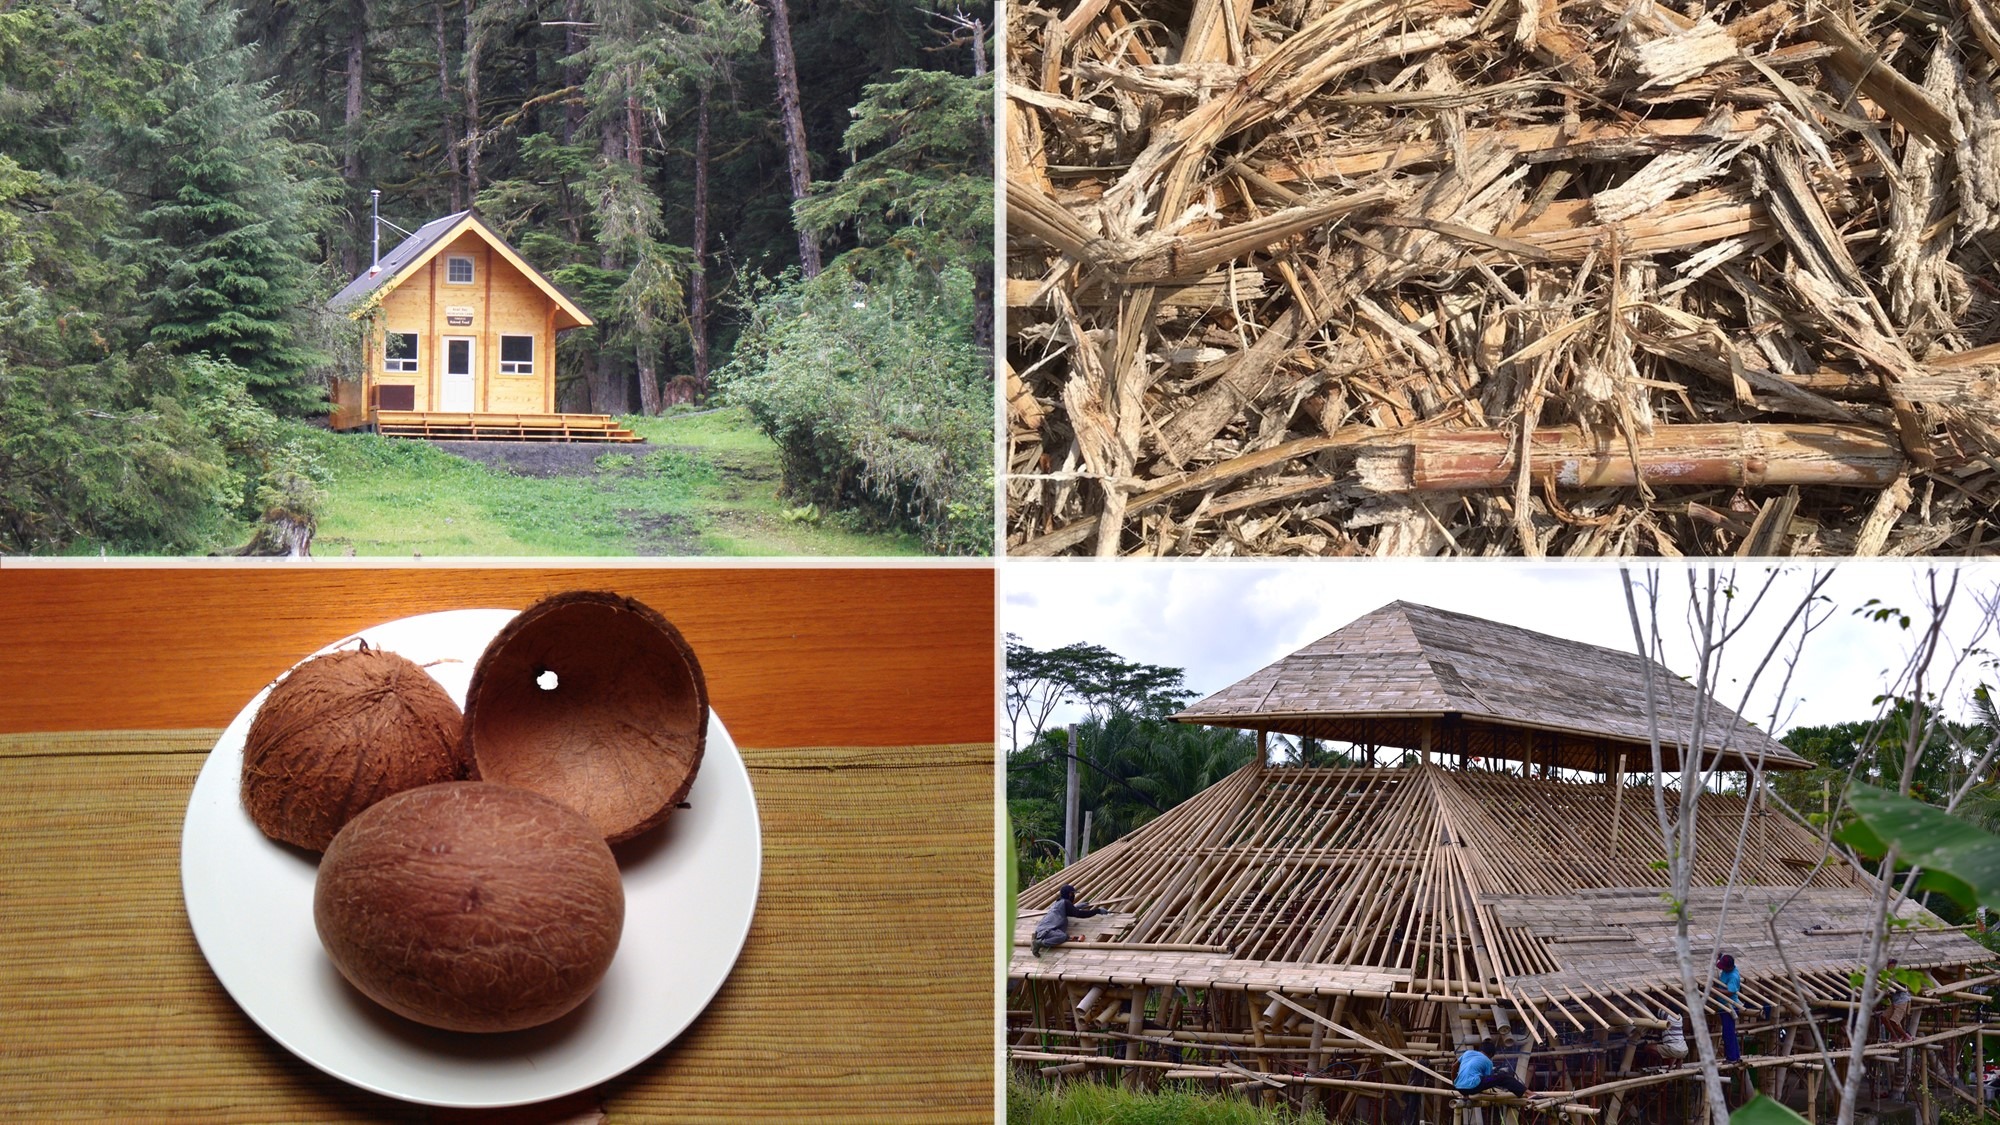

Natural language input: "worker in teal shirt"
[1454,1040,1532,1097]
[1715,954,1742,1062]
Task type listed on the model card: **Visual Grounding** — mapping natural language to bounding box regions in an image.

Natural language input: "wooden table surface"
[0,566,997,1123]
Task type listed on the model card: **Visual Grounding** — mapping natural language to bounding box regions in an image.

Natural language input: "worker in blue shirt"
[1715,954,1742,1062]
[1454,1039,1533,1098]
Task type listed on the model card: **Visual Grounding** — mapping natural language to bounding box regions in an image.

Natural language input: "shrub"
[718,262,992,555]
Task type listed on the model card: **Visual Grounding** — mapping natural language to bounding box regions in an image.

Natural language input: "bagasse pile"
[1005,0,2000,556]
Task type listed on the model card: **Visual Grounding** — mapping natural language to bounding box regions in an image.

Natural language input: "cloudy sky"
[1003,561,2000,750]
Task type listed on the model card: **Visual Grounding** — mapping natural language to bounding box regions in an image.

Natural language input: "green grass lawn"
[1008,1080,1336,1125]
[310,406,923,557]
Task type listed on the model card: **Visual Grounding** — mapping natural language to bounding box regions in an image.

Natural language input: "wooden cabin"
[327,211,636,441]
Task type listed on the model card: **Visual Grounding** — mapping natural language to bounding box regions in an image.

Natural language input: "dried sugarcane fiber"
[463,591,708,843]
[241,646,468,852]
[1005,0,2000,556]
[314,782,625,1033]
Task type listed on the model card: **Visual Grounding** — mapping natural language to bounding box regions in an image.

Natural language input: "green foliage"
[1777,697,1994,822]
[1008,1079,1334,1125]
[718,262,992,554]
[1011,713,1254,865]
[1839,783,2000,912]
[796,68,993,280]
[1005,635,1240,864]
[1006,633,1193,749]
[116,0,334,416]
[1006,807,1019,942]
[1729,1095,1810,1125]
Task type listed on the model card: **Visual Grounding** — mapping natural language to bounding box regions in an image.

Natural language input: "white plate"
[180,608,760,1108]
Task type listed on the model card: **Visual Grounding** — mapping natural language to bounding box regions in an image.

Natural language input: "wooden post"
[1423,718,1434,767]
[1064,724,1080,865]
[1979,1028,1987,1117]
[1609,754,1628,862]
[1080,811,1094,860]
[1806,1066,1820,1122]
[1257,729,1269,769]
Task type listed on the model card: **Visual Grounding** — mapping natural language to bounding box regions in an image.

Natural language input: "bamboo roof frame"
[1016,763,1988,1001]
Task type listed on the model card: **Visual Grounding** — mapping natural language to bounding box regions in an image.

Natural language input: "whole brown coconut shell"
[314,782,625,1033]
[242,646,468,852]
[462,591,707,843]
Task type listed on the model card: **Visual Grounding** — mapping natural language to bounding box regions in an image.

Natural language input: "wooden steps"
[372,410,641,442]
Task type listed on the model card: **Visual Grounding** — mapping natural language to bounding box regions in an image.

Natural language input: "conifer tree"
[121,0,334,416]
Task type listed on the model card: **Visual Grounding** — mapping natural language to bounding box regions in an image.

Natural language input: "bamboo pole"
[1609,754,1627,861]
[1264,990,1455,1085]
[1354,423,1904,492]
[1007,1051,1602,1113]
[1124,986,1146,1089]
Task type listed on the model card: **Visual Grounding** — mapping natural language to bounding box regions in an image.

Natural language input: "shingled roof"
[1174,601,1812,772]
[328,211,471,312]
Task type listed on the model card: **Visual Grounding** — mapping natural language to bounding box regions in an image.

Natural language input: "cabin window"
[384,331,419,372]
[446,255,474,284]
[499,334,534,375]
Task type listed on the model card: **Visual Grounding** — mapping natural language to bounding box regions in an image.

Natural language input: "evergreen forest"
[0,0,993,555]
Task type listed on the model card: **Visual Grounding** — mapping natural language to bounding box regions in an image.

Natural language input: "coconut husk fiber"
[462,591,707,843]
[1005,0,2000,556]
[241,645,467,852]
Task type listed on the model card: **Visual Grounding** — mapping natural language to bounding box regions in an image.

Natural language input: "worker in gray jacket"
[1031,884,1106,956]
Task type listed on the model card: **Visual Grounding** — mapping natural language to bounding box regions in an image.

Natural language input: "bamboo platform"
[372,410,642,442]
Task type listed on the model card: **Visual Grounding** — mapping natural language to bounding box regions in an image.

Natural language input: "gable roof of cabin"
[1175,600,1810,771]
[327,210,593,328]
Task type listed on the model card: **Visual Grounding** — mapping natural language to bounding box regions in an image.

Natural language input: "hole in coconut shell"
[464,592,707,843]
[536,669,559,691]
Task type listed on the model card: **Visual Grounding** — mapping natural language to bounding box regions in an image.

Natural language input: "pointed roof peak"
[1177,601,1809,771]
[327,210,592,329]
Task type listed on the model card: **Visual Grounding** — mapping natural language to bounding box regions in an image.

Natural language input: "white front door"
[441,336,475,411]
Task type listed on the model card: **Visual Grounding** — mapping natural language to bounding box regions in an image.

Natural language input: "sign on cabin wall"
[445,305,474,327]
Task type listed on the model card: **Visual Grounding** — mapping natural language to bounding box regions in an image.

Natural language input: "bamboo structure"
[1004,0,2000,556]
[1009,604,1998,1121]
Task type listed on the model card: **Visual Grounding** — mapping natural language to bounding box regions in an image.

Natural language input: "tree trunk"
[629,65,659,416]
[589,105,628,415]
[561,0,583,146]
[435,0,462,210]
[462,0,481,202]
[689,82,712,397]
[343,0,368,276]
[764,0,820,277]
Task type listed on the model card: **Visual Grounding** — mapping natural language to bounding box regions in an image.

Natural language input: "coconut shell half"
[462,591,707,842]
[242,645,468,851]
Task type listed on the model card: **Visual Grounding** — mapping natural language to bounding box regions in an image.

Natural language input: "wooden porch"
[371,410,641,442]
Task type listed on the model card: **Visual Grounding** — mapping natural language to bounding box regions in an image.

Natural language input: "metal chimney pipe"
[370,189,381,273]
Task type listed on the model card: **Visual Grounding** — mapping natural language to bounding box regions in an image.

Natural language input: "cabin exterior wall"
[335,231,556,427]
